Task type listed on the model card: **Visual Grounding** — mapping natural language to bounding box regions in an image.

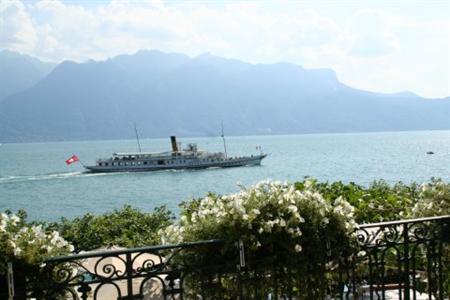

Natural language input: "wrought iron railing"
[342,215,450,300]
[2,215,449,299]
[31,239,233,299]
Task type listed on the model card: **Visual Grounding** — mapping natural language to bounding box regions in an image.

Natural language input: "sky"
[1,0,449,98]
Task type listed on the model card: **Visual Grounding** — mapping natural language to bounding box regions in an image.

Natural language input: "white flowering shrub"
[411,178,450,296]
[161,180,358,298]
[412,178,450,217]
[0,211,74,274]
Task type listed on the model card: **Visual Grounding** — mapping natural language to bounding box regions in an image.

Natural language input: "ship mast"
[221,121,228,158]
[134,123,142,153]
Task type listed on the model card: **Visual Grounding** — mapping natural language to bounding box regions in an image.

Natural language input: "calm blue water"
[0,131,449,221]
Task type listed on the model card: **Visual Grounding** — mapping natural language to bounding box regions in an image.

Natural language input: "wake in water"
[0,168,205,184]
[0,171,118,184]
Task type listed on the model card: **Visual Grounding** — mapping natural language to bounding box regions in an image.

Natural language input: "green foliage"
[295,178,422,223]
[47,205,174,252]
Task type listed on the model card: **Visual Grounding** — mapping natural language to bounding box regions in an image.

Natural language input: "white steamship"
[85,136,267,173]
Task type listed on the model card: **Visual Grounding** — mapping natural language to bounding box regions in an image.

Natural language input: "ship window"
[143,161,147,165]
[105,162,108,166]
[99,163,102,166]
[158,160,164,165]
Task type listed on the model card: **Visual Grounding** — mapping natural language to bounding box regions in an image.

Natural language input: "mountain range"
[0,49,448,142]
[0,50,56,101]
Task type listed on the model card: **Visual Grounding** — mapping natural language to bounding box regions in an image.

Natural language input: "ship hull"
[85,154,267,173]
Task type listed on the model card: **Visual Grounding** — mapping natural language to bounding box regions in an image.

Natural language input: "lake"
[0,130,449,221]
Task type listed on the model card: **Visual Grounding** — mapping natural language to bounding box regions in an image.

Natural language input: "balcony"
[1,215,449,300]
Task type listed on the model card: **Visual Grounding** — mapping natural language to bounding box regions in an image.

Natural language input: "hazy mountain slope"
[0,50,56,101]
[0,50,448,142]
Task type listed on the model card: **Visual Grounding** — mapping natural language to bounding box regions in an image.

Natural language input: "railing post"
[7,263,14,300]
[402,222,410,300]
[237,240,245,300]
[7,262,26,300]
[126,252,133,299]
[437,218,449,300]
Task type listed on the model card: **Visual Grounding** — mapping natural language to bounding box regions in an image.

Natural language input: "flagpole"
[74,153,86,168]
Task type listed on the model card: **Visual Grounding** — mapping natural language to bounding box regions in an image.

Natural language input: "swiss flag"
[65,154,80,165]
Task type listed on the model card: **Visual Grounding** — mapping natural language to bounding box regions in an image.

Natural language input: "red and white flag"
[65,154,79,165]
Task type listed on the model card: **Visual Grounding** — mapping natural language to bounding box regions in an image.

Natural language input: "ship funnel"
[170,136,178,152]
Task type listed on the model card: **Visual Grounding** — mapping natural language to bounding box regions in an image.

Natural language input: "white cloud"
[0,1,37,52]
[334,9,449,97]
[0,0,448,98]
[346,9,400,57]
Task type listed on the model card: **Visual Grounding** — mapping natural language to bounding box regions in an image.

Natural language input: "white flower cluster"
[412,179,449,217]
[161,180,357,254]
[0,213,19,232]
[333,196,357,230]
[0,213,74,266]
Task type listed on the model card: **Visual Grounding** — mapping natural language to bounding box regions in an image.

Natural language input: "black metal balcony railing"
[23,239,234,300]
[342,215,450,300]
[1,215,449,300]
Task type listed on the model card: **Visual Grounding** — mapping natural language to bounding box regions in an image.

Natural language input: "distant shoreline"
[1,128,449,145]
